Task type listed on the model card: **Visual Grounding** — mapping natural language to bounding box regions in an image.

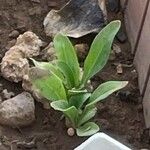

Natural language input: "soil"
[0,0,150,150]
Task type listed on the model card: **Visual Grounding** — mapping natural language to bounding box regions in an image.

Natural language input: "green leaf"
[57,61,75,89]
[68,89,88,95]
[81,21,121,85]
[31,58,64,81]
[88,81,128,106]
[54,33,80,87]
[29,67,67,101]
[76,122,99,137]
[51,100,79,127]
[78,106,97,126]
[69,93,91,109]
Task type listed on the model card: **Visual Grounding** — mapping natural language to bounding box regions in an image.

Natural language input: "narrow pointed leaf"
[57,61,75,88]
[76,122,99,137]
[54,33,80,87]
[69,93,91,109]
[29,67,67,101]
[82,21,121,85]
[88,81,128,106]
[51,100,79,127]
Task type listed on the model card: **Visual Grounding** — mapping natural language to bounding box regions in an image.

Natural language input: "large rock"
[0,92,35,127]
[44,0,107,38]
[1,31,43,82]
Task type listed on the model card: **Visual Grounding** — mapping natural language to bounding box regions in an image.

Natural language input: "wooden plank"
[134,4,150,94]
[124,0,148,53]
[143,74,150,128]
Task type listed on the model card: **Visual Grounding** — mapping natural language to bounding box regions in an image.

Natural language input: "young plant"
[29,20,128,136]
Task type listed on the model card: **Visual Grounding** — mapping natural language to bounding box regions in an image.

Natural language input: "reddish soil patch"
[0,0,149,150]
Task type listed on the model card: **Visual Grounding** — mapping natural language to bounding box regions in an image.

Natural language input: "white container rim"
[75,133,131,150]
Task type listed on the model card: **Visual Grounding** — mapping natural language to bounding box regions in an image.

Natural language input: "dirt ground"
[0,0,150,150]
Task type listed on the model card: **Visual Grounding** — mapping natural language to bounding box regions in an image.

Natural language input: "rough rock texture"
[0,92,35,127]
[22,70,50,109]
[2,89,15,100]
[41,42,56,61]
[75,43,89,60]
[1,31,43,82]
[44,0,107,38]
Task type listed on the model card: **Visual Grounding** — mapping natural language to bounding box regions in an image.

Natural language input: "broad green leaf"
[78,106,97,126]
[81,21,121,85]
[51,100,79,127]
[76,122,99,137]
[57,61,75,89]
[29,67,67,101]
[31,58,64,81]
[88,81,128,106]
[69,93,91,109]
[54,33,80,87]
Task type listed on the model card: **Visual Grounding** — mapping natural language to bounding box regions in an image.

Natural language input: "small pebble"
[109,50,116,61]
[28,7,42,16]
[116,63,123,74]
[75,43,89,60]
[117,91,131,101]
[67,128,75,137]
[31,0,40,3]
[6,39,16,50]
[113,44,121,54]
[9,30,20,38]
[2,89,15,100]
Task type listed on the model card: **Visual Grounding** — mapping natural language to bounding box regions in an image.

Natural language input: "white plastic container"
[75,133,131,150]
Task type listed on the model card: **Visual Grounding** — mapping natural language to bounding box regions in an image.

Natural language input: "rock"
[9,30,20,38]
[0,92,35,127]
[67,128,75,136]
[116,27,127,43]
[22,74,50,110]
[108,0,120,13]
[117,91,131,102]
[41,42,56,61]
[116,63,123,74]
[5,39,16,50]
[30,0,40,3]
[15,31,43,57]
[28,7,42,16]
[75,44,89,60]
[113,44,121,54]
[137,104,143,112]
[44,0,107,38]
[1,31,43,82]
[109,50,116,61]
[2,89,15,100]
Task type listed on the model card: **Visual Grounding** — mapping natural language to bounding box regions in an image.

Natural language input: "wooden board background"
[121,0,150,128]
